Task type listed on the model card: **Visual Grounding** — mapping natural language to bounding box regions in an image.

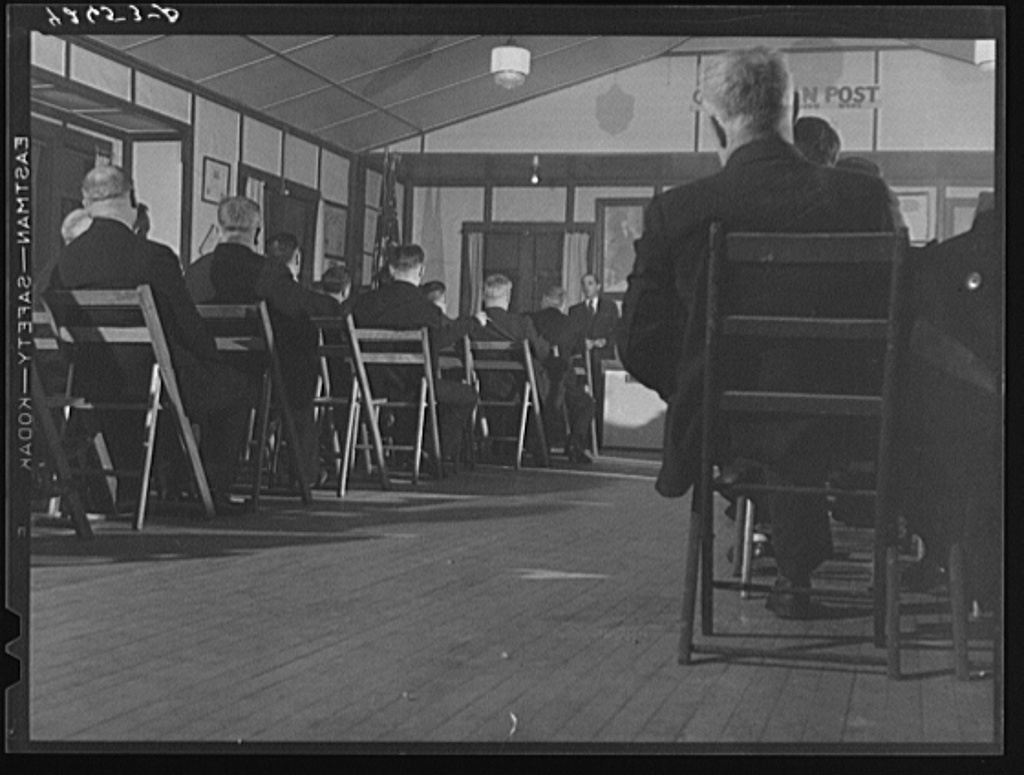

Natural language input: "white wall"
[492,186,567,221]
[411,187,484,314]
[424,56,699,153]
[419,46,995,154]
[192,97,240,260]
[877,49,995,150]
[133,140,182,256]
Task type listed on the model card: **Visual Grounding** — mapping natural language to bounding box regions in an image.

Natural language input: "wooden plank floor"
[27,454,998,750]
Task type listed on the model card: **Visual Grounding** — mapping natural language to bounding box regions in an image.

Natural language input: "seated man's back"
[350,245,478,462]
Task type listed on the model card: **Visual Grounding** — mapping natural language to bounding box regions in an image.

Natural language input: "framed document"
[595,197,648,298]
[202,157,231,204]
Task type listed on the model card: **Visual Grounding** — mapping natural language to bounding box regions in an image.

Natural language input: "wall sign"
[797,84,881,110]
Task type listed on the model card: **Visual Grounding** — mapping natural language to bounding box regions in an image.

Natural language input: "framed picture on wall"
[595,198,649,298]
[891,186,937,246]
[202,157,231,204]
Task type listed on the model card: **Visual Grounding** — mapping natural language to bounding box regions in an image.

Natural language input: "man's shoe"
[213,495,248,517]
[765,577,813,620]
[565,445,593,465]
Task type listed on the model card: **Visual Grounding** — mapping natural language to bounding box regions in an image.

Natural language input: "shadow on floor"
[29,528,380,567]
[30,495,576,566]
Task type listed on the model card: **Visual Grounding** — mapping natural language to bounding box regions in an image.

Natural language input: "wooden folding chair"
[570,351,600,458]
[31,309,94,539]
[465,338,550,469]
[347,317,443,484]
[678,225,912,678]
[41,286,215,530]
[194,302,312,510]
[310,315,390,496]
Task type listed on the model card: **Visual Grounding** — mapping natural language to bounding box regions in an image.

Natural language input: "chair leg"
[948,542,971,681]
[32,368,93,540]
[134,365,162,531]
[678,505,704,665]
[339,399,359,498]
[700,502,715,636]
[740,498,756,600]
[92,432,118,510]
[413,380,427,485]
[515,384,531,470]
[886,543,901,680]
[873,533,887,649]
[252,373,272,513]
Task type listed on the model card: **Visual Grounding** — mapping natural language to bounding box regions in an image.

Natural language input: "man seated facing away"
[316,263,354,313]
[267,232,302,281]
[793,115,841,167]
[185,198,342,489]
[470,274,551,466]
[620,46,899,620]
[420,280,449,316]
[351,244,479,465]
[47,165,254,516]
[529,285,596,464]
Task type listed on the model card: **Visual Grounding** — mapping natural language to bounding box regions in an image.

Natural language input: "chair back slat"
[725,233,898,264]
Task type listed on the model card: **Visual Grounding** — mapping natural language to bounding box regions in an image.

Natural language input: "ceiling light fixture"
[491,38,531,90]
[530,155,540,185]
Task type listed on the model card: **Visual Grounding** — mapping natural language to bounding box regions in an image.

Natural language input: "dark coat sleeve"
[431,312,478,352]
[523,316,551,361]
[255,260,343,319]
[146,245,220,363]
[618,195,689,400]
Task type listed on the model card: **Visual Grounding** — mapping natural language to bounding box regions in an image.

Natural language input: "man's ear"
[710,115,727,149]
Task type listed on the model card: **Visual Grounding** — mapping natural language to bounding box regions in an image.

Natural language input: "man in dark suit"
[619,47,899,618]
[46,166,254,515]
[568,273,619,448]
[185,197,342,488]
[351,244,479,463]
[530,286,596,464]
[470,274,551,466]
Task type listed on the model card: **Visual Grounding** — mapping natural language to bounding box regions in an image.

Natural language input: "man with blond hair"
[60,208,92,245]
[186,197,341,489]
[47,166,254,515]
[621,47,899,618]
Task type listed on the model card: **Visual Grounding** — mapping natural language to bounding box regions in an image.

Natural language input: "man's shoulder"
[652,174,719,210]
[821,164,891,199]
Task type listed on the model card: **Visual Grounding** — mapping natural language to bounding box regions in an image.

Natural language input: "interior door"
[478,227,564,314]
[264,183,319,287]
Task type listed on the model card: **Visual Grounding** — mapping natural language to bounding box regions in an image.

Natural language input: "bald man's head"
[82,165,133,206]
[80,165,138,228]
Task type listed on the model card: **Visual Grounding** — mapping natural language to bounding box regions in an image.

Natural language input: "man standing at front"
[619,47,897,619]
[568,273,619,449]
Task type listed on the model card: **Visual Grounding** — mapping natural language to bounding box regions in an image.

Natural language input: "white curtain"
[465,231,485,315]
[562,230,590,308]
[245,177,265,255]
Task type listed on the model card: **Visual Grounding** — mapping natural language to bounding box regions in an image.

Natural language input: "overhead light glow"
[491,42,531,89]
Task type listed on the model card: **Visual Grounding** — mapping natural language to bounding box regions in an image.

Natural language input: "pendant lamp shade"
[491,43,531,89]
